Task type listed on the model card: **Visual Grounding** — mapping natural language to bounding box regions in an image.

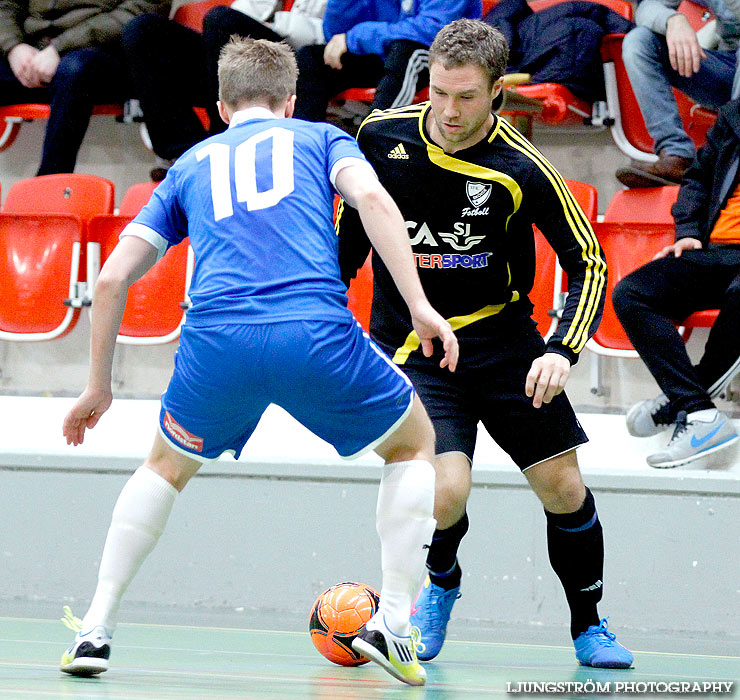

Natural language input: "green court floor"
[0,615,737,699]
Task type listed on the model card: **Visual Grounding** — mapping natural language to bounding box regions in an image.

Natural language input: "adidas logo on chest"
[388,143,409,159]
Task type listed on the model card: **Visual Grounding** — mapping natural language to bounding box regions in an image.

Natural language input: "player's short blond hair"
[218,36,298,110]
[429,19,509,87]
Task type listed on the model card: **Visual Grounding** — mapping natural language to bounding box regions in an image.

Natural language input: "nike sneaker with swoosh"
[647,410,738,468]
[59,606,111,676]
[409,576,461,660]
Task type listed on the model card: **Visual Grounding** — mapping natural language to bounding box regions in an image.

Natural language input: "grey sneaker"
[647,410,739,468]
[626,394,672,437]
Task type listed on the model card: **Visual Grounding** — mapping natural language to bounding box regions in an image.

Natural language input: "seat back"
[530,179,597,337]
[119,181,158,216]
[87,217,191,344]
[587,222,674,355]
[173,0,231,31]
[564,178,598,220]
[603,186,679,223]
[0,213,84,340]
[3,174,114,223]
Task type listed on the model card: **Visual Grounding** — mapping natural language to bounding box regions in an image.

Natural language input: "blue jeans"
[0,47,130,174]
[622,26,737,158]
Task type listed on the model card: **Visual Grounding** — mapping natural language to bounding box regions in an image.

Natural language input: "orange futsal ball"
[309,581,380,666]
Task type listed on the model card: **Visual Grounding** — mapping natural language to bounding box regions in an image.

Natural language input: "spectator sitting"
[0,0,168,175]
[612,97,740,469]
[123,0,326,181]
[615,0,740,188]
[293,0,482,123]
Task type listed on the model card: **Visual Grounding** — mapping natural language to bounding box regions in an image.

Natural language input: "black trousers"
[612,245,740,415]
[294,39,429,122]
[123,8,280,161]
[0,47,130,174]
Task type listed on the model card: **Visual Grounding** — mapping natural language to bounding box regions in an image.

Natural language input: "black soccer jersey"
[337,102,606,365]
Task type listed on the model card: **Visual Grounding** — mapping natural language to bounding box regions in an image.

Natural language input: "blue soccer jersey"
[129,107,370,327]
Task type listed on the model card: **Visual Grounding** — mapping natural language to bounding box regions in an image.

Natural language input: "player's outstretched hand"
[526,352,570,408]
[410,303,458,372]
[63,386,113,446]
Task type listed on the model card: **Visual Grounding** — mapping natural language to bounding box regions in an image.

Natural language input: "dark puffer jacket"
[483,0,632,103]
[0,0,168,56]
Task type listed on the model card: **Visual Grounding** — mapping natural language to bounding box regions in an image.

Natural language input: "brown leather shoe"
[615,152,693,188]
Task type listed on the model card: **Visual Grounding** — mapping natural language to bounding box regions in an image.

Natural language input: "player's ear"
[217,101,231,125]
[285,95,296,119]
[491,76,504,102]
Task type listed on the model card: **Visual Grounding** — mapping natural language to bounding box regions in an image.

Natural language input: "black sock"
[426,512,468,590]
[545,488,603,640]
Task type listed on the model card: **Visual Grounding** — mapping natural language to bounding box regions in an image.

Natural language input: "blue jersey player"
[60,36,457,687]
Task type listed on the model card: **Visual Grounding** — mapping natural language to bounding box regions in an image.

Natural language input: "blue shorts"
[159,320,414,461]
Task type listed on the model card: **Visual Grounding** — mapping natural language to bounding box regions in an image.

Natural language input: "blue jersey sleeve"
[132,170,189,248]
[324,124,372,188]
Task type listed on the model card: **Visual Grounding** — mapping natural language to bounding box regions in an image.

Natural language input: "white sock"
[374,460,436,635]
[81,465,178,636]
[687,408,718,423]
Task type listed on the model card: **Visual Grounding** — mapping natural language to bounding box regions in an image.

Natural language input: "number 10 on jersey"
[196,126,296,221]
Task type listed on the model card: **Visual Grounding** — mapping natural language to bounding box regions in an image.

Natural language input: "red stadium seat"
[565,178,598,220]
[172,0,230,31]
[0,213,85,340]
[591,193,720,391]
[88,218,191,345]
[530,179,598,338]
[587,222,675,358]
[2,173,114,222]
[1,174,115,313]
[86,182,190,344]
[118,181,158,216]
[602,186,679,223]
[0,103,124,153]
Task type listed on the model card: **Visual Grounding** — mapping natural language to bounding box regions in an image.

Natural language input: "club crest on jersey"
[466,181,492,208]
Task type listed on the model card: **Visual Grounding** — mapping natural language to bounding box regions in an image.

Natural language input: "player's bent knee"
[375,396,435,463]
[526,451,585,511]
[535,477,586,512]
[146,434,203,492]
[435,479,468,515]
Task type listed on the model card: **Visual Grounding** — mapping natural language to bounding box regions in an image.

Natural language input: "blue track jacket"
[323,0,482,57]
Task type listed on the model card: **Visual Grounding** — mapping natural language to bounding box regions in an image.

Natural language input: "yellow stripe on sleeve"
[495,120,606,353]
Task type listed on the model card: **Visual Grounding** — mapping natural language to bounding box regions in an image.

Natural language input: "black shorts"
[380,319,588,470]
